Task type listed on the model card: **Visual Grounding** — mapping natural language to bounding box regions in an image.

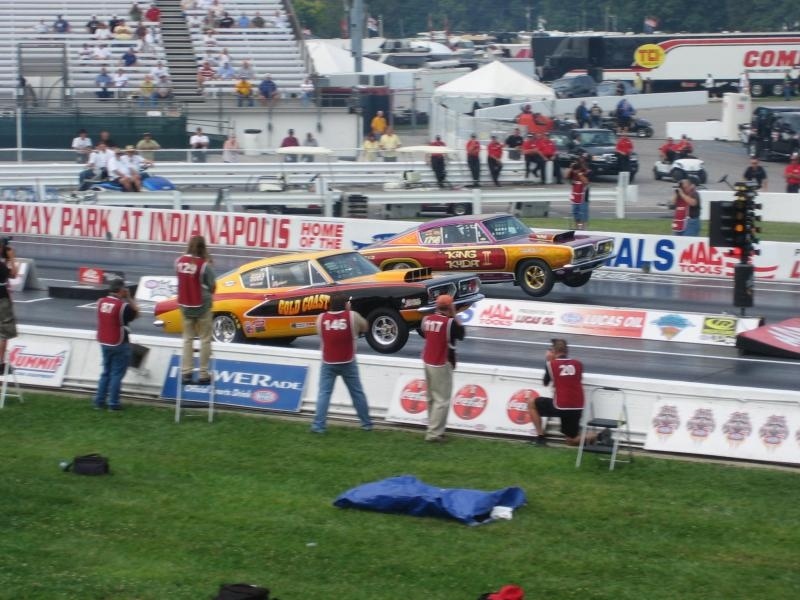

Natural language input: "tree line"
[293,0,800,39]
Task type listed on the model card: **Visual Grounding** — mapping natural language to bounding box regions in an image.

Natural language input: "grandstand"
[0,0,311,107]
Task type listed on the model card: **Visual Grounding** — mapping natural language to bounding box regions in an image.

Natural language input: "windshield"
[779,113,800,130]
[317,252,380,281]
[482,215,531,241]
[575,130,616,146]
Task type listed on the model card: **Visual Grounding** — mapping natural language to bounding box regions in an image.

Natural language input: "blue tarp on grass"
[333,475,527,526]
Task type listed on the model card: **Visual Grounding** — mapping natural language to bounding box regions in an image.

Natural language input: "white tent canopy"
[432,60,555,102]
[305,39,402,75]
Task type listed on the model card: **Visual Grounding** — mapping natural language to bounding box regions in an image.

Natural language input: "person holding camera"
[420,294,465,443]
[94,278,139,410]
[0,238,18,373]
[310,293,373,434]
[671,178,701,236]
[566,157,590,230]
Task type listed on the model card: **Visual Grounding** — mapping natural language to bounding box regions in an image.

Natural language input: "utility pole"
[350,0,364,73]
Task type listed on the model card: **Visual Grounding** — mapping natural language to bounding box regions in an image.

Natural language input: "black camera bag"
[68,454,110,476]
[214,583,270,600]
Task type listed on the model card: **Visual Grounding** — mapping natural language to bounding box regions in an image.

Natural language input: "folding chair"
[576,387,633,471]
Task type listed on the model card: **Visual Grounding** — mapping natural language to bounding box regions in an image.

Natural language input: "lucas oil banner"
[161,355,308,412]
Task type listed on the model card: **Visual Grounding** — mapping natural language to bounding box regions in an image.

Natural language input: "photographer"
[671,179,701,236]
[0,237,19,373]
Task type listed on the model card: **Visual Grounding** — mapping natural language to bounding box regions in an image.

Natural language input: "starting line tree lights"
[709,181,762,312]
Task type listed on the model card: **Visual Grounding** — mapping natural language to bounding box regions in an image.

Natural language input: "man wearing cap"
[784,153,800,192]
[527,338,591,446]
[94,278,139,410]
[258,74,279,108]
[310,294,373,434]
[420,294,465,443]
[121,145,148,190]
[176,235,216,385]
[135,132,161,161]
[107,146,137,191]
[504,128,523,161]
[466,133,481,187]
[487,135,504,186]
[521,133,541,180]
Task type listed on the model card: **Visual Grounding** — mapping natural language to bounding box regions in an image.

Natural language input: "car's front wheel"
[384,260,416,270]
[562,272,593,287]
[365,308,409,354]
[212,313,246,343]
[670,167,686,181]
[516,259,555,297]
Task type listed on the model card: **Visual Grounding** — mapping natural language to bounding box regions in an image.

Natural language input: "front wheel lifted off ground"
[212,312,246,343]
[561,272,593,287]
[516,259,555,297]
[365,307,409,354]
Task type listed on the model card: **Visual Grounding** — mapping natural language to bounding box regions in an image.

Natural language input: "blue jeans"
[676,217,701,237]
[312,361,372,432]
[94,343,132,408]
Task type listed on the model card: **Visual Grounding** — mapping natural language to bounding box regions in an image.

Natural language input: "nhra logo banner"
[8,340,70,387]
[161,356,308,412]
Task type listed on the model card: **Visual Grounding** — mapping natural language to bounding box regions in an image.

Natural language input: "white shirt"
[113,72,128,88]
[88,149,110,169]
[122,154,146,170]
[150,65,168,79]
[94,46,111,60]
[72,136,93,151]
[190,134,209,147]
[216,52,230,67]
[34,23,49,33]
[94,28,111,40]
[107,155,131,178]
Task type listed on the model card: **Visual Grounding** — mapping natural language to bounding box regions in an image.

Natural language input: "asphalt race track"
[10,235,800,392]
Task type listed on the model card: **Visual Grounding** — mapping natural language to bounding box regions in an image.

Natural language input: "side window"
[242,266,268,289]
[443,224,476,244]
[268,262,311,288]
[476,227,489,243]
[310,264,327,284]
[420,226,443,245]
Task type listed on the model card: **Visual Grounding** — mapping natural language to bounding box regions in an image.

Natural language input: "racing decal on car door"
[439,247,506,270]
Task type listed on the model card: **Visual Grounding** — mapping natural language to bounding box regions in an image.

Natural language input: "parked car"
[599,111,654,137]
[744,105,800,160]
[359,213,615,298]
[567,128,639,181]
[153,250,483,354]
[550,74,597,98]
[596,80,640,96]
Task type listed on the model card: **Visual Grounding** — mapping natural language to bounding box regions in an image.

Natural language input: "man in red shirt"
[311,294,373,433]
[486,135,504,186]
[176,235,216,385]
[420,294,465,443]
[674,134,693,157]
[536,134,561,184]
[659,137,677,162]
[465,133,481,187]
[521,133,541,180]
[429,134,448,187]
[784,153,800,192]
[94,278,139,410]
[527,338,594,446]
[615,132,634,174]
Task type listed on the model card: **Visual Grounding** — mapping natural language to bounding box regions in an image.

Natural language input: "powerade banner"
[160,355,308,412]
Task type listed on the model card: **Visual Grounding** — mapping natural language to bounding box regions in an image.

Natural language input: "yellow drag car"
[153,250,482,354]
[359,214,615,297]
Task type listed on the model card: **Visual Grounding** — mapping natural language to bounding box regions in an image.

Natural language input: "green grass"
[522,217,799,242]
[2,395,800,600]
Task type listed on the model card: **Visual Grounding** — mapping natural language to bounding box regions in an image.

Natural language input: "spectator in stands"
[129,3,143,23]
[300,77,314,107]
[218,12,235,28]
[203,29,217,47]
[145,4,161,23]
[86,15,102,34]
[190,128,210,163]
[235,78,255,107]
[98,130,115,147]
[362,133,380,161]
[210,0,225,17]
[237,60,256,81]
[380,127,402,162]
[258,74,280,108]
[152,75,173,104]
[302,132,319,162]
[273,10,290,29]
[150,60,169,80]
[53,15,70,34]
[138,75,155,106]
[93,44,112,62]
[109,15,122,33]
[107,147,137,191]
[251,12,266,28]
[216,48,232,68]
[370,111,387,136]
[238,14,250,28]
[96,68,113,100]
[79,141,110,189]
[113,68,129,98]
[72,130,93,164]
[94,23,112,40]
[136,133,161,161]
[121,48,138,68]
[114,20,134,40]
[181,0,197,13]
[79,44,93,64]
[34,19,50,35]
[203,10,217,29]
[197,61,216,89]
[280,129,300,162]
[122,146,148,190]
[222,134,240,163]
[216,61,235,80]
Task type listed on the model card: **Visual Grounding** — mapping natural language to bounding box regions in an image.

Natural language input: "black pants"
[526,154,545,179]
[488,157,502,185]
[616,152,630,172]
[787,182,800,193]
[549,160,562,184]
[467,155,480,185]
[431,156,446,187]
